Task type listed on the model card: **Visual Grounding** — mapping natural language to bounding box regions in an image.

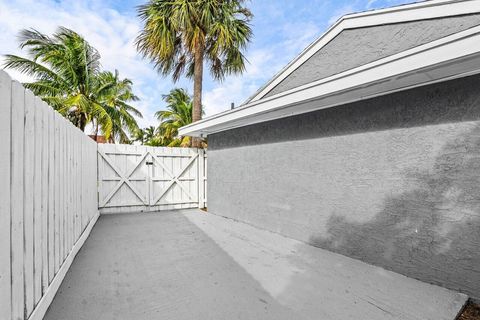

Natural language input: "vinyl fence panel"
[0,70,99,320]
[0,69,12,320]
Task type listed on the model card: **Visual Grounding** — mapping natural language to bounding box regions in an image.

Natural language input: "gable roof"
[179,0,480,138]
[262,13,480,99]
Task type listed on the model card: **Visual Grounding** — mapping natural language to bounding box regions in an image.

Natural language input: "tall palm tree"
[96,70,143,143]
[133,128,147,145]
[4,27,142,142]
[4,27,114,135]
[143,126,159,146]
[155,88,194,147]
[136,0,253,147]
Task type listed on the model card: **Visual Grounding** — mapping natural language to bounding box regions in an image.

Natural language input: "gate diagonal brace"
[150,152,198,205]
[98,150,148,207]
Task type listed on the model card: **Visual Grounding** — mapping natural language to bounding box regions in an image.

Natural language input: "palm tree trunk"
[79,112,87,132]
[94,120,99,141]
[191,39,204,148]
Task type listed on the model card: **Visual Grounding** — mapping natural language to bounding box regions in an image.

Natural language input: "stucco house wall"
[207,74,480,299]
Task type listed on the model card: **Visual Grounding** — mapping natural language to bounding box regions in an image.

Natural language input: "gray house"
[179,0,480,300]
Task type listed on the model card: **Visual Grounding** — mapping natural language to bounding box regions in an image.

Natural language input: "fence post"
[0,70,12,320]
[204,151,207,208]
[198,148,205,209]
[11,80,25,320]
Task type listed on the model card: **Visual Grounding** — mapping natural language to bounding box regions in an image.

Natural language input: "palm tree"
[4,27,142,142]
[96,70,143,143]
[155,88,193,147]
[136,0,253,147]
[3,27,114,135]
[133,128,146,144]
[143,126,158,145]
[144,126,156,141]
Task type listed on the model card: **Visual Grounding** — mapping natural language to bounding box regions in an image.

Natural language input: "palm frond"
[136,0,252,82]
[4,27,140,139]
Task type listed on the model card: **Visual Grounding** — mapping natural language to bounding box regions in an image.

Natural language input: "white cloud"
[0,0,342,127]
[328,4,356,25]
[202,46,287,116]
[0,0,420,128]
[278,21,321,60]
[203,77,257,116]
[0,0,165,129]
[202,20,321,116]
[366,0,379,9]
[205,0,420,118]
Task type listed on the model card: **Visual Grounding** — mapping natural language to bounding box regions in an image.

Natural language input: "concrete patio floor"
[44,209,467,320]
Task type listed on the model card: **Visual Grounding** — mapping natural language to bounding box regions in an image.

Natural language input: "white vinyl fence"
[0,70,99,320]
[98,144,207,213]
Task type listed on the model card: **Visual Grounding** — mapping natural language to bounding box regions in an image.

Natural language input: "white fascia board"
[179,26,480,137]
[246,0,480,103]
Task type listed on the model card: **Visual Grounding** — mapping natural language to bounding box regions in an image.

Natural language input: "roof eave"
[245,0,480,104]
[180,25,480,137]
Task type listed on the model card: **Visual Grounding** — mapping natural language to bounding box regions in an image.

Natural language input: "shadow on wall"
[207,73,480,299]
[310,123,480,299]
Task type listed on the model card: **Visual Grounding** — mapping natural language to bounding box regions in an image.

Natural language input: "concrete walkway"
[44,210,467,320]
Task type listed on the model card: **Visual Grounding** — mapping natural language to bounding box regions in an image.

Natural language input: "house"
[179,0,480,300]
[88,134,107,143]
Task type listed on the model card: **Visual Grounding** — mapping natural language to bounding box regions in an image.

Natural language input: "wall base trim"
[27,212,100,320]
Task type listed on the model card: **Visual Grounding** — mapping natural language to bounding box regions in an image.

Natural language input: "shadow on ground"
[43,212,302,320]
[185,209,467,320]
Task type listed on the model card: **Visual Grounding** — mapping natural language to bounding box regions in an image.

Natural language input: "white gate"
[97,144,206,214]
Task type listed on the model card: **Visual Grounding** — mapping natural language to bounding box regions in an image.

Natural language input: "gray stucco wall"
[208,74,480,299]
[265,14,480,98]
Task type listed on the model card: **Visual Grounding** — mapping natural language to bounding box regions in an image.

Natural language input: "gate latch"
[146,161,153,165]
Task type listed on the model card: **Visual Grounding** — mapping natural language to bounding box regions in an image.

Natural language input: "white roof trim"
[246,0,480,103]
[179,25,480,137]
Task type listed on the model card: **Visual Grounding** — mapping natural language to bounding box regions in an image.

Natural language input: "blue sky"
[0,0,417,129]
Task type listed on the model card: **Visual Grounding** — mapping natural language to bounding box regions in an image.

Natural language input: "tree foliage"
[136,88,205,148]
[136,0,253,81]
[4,27,142,140]
[136,0,252,146]
[96,70,142,143]
[155,88,193,147]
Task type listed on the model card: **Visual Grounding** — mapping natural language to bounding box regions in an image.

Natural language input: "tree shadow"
[208,73,480,301]
[310,123,480,299]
